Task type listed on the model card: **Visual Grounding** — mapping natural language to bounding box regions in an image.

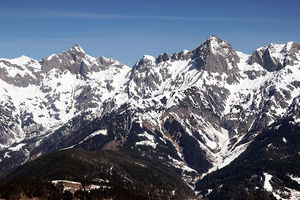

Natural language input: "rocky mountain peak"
[199,35,232,53]
[191,35,240,73]
[68,43,86,54]
[206,35,225,45]
[132,55,156,71]
[40,44,92,76]
[249,41,300,72]
[156,52,171,63]
[40,44,129,79]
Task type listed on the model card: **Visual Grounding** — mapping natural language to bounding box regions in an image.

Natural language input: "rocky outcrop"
[249,42,300,72]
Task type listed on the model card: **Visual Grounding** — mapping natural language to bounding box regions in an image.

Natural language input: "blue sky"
[0,0,299,66]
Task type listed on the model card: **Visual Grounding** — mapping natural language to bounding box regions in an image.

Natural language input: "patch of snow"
[59,145,75,151]
[136,132,157,148]
[285,41,295,51]
[220,141,250,169]
[274,125,281,130]
[172,190,176,196]
[136,140,157,149]
[8,143,26,151]
[168,156,196,173]
[78,129,107,144]
[94,129,107,135]
[264,173,273,192]
[294,117,300,124]
[0,144,8,150]
[89,185,101,190]
[52,180,81,185]
[46,54,57,61]
[287,188,300,200]
[290,175,300,184]
[282,137,287,143]
[4,152,11,158]
[135,162,146,168]
[202,127,244,175]
[182,50,189,55]
[142,55,156,62]
[263,173,282,199]
[1,55,34,65]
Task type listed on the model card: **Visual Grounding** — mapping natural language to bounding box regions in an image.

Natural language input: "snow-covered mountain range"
[0,36,300,188]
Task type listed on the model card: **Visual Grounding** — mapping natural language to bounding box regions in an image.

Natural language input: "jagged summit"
[44,44,87,62]
[249,40,300,71]
[204,35,225,45]
[196,35,232,50]
[193,35,235,54]
[68,43,86,54]
[133,35,240,73]
[189,35,240,73]
[136,35,229,65]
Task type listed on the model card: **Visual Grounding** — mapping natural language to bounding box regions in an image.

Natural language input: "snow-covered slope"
[123,36,300,178]
[0,36,300,188]
[0,44,130,147]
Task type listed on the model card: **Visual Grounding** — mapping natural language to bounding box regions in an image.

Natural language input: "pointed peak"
[69,44,86,54]
[193,35,233,56]
[203,35,227,46]
[207,35,221,41]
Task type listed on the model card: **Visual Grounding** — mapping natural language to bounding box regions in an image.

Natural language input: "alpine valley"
[0,36,300,199]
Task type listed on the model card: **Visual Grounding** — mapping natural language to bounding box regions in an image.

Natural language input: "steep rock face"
[128,55,164,98]
[191,35,240,73]
[0,89,24,146]
[0,36,300,189]
[249,42,300,72]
